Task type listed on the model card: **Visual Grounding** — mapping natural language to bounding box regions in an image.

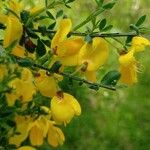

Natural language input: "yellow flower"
[119,36,150,85]
[8,0,23,16]
[47,122,65,147]
[131,36,150,52]
[9,115,33,147]
[119,49,137,85]
[18,146,36,150]
[51,19,72,50]
[34,70,58,98]
[29,117,49,146]
[51,92,81,125]
[0,15,23,48]
[10,114,65,148]
[29,116,65,147]
[6,68,36,106]
[29,5,45,16]
[78,37,109,82]
[11,45,35,59]
[51,18,85,66]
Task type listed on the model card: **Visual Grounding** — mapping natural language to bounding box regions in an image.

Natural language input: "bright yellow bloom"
[10,114,65,148]
[0,15,23,48]
[51,92,81,125]
[11,45,35,59]
[6,68,36,106]
[131,36,150,52]
[29,5,45,16]
[47,122,65,147]
[9,115,33,147]
[8,0,23,16]
[78,37,109,82]
[78,37,109,71]
[34,70,58,98]
[119,36,150,85]
[29,117,49,146]
[119,49,137,85]
[51,19,72,50]
[51,19,85,66]
[18,146,36,150]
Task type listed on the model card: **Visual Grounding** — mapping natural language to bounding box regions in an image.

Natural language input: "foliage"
[0,0,150,150]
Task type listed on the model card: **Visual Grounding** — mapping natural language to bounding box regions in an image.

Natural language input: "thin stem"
[60,72,116,91]
[14,56,116,91]
[73,8,105,31]
[32,28,138,37]
[26,1,63,26]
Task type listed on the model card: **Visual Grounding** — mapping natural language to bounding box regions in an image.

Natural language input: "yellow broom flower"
[51,19,85,66]
[9,115,33,147]
[51,92,81,125]
[119,49,137,85]
[34,70,58,98]
[0,15,23,48]
[78,37,109,82]
[131,36,150,52]
[29,117,49,146]
[47,122,65,147]
[119,36,150,85]
[6,68,36,106]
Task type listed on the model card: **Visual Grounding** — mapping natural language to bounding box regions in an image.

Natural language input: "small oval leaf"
[101,70,121,86]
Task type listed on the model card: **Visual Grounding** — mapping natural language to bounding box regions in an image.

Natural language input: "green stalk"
[73,8,105,31]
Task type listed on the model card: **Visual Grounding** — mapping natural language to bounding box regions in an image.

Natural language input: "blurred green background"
[51,1,150,150]
[27,0,150,149]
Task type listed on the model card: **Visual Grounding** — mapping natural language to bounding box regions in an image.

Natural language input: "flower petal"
[56,37,84,57]
[131,36,150,52]
[51,19,72,50]
[78,37,109,71]
[3,16,23,48]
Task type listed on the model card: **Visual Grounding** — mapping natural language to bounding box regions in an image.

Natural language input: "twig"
[32,29,138,37]
[14,56,116,91]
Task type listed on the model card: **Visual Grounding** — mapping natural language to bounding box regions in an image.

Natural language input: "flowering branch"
[14,56,116,91]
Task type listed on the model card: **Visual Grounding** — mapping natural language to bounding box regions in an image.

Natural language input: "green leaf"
[95,0,104,6]
[135,15,146,27]
[129,24,139,33]
[26,28,38,39]
[17,58,33,67]
[103,2,116,9]
[66,0,75,4]
[38,25,47,36]
[46,11,55,20]
[41,39,50,47]
[99,18,107,30]
[20,10,30,24]
[56,10,63,18]
[102,25,113,32]
[36,39,46,56]
[101,70,121,86]
[125,36,133,45]
[49,61,62,73]
[48,22,56,30]
[34,15,48,22]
